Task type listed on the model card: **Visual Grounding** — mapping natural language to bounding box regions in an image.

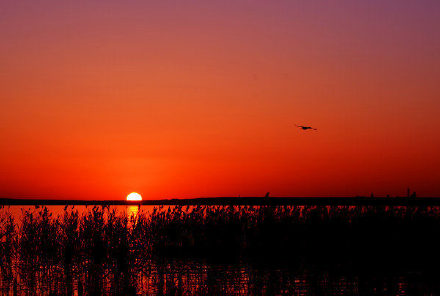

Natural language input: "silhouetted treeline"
[2,205,440,295]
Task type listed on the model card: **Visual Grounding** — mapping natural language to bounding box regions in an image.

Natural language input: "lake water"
[0,258,427,295]
[1,205,155,220]
[1,205,440,295]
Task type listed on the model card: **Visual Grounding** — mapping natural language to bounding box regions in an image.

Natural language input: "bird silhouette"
[295,124,317,131]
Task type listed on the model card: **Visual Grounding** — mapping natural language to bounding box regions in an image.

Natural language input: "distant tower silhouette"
[265,192,270,198]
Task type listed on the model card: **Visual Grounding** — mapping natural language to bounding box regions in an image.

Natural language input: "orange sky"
[1,1,440,199]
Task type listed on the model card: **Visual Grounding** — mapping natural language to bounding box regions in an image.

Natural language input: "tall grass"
[2,204,440,294]
[3,205,440,263]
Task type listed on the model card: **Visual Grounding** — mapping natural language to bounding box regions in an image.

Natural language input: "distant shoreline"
[2,197,440,206]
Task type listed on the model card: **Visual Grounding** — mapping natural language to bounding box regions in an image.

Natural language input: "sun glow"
[126,192,142,201]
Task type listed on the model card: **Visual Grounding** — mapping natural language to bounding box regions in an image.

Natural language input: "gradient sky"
[1,0,440,199]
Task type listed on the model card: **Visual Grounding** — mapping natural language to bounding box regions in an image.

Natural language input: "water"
[1,257,431,295]
[1,205,440,295]
[1,205,154,221]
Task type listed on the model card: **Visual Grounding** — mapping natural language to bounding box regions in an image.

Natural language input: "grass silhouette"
[2,204,440,294]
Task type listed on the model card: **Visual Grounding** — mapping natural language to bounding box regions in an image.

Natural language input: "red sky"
[1,1,440,199]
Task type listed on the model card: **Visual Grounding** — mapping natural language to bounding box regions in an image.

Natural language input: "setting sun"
[126,192,142,201]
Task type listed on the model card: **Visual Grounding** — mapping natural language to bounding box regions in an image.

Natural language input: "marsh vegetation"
[2,204,440,295]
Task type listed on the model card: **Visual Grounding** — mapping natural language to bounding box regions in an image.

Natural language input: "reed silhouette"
[2,204,440,294]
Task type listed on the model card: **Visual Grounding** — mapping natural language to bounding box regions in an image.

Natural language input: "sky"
[1,0,440,200]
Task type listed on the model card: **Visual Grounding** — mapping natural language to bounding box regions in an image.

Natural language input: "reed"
[2,204,440,294]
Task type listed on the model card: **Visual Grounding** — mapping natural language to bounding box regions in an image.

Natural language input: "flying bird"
[295,124,317,131]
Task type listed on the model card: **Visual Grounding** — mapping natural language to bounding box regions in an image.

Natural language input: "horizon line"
[2,196,440,206]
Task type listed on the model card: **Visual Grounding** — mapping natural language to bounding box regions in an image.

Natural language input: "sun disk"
[126,192,142,201]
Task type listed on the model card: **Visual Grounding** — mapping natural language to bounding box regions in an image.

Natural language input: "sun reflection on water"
[127,205,139,218]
